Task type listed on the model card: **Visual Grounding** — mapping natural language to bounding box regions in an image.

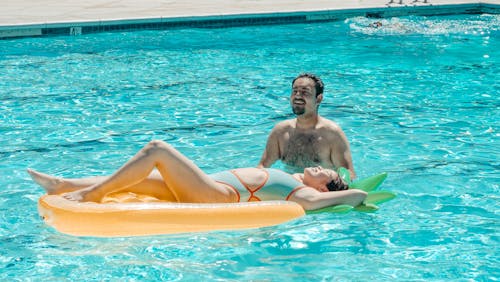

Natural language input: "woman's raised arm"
[288,187,367,210]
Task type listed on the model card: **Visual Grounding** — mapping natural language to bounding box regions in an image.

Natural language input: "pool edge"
[0,3,498,39]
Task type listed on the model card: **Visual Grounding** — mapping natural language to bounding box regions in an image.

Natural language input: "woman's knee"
[144,140,172,153]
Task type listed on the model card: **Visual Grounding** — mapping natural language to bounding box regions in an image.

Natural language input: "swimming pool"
[1,13,498,280]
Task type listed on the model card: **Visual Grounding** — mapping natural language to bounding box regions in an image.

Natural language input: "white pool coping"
[1,0,498,38]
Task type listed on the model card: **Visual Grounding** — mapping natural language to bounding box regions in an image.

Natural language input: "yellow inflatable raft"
[37,170,395,237]
[38,192,305,237]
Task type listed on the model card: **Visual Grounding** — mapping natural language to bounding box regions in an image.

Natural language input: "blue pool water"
[1,13,499,280]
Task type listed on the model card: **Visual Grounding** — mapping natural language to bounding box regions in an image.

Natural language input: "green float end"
[364,191,396,205]
[349,172,388,192]
[337,167,352,185]
[354,203,379,212]
[306,204,354,214]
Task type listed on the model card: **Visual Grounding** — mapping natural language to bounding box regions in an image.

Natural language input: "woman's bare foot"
[61,188,92,202]
[61,185,103,202]
[27,169,69,195]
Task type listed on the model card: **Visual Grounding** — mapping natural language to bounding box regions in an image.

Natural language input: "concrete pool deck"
[1,0,498,38]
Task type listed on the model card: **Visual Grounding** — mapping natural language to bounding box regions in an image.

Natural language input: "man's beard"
[292,106,305,115]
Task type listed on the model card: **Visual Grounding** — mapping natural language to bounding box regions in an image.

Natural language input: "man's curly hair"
[292,73,324,96]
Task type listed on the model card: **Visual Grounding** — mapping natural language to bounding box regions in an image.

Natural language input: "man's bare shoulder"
[317,116,343,132]
[271,119,296,132]
[316,116,349,144]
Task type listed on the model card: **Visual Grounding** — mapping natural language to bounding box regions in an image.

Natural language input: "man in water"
[258,73,356,179]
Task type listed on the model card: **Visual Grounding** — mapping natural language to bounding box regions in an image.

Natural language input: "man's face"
[290,77,320,116]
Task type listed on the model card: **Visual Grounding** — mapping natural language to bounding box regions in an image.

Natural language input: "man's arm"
[257,127,282,168]
[329,125,356,179]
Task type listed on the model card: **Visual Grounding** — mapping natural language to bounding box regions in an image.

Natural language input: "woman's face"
[303,166,337,192]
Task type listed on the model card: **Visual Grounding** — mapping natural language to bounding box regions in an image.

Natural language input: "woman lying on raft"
[28,140,367,211]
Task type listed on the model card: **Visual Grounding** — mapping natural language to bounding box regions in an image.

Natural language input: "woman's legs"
[28,169,162,193]
[28,169,176,200]
[62,140,237,203]
[28,169,108,194]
